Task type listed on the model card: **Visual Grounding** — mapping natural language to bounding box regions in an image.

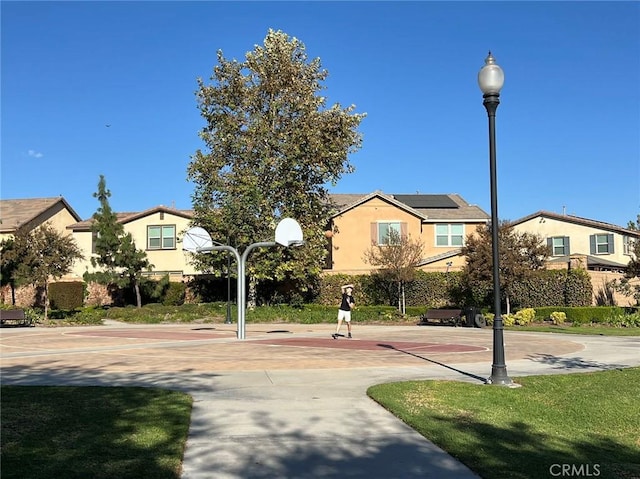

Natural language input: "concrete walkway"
[2,322,639,478]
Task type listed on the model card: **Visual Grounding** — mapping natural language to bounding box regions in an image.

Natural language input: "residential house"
[0,197,82,243]
[325,192,490,275]
[67,206,197,280]
[511,211,640,306]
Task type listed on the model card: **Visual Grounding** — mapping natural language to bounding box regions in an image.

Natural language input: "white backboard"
[275,218,304,247]
[182,226,214,252]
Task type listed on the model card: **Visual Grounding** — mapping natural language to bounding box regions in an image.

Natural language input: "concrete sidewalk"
[2,323,639,478]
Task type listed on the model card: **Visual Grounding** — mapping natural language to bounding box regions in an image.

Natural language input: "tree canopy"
[462,221,550,314]
[187,29,365,296]
[7,224,83,319]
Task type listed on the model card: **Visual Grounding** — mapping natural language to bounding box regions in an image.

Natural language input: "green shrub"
[163,282,186,306]
[49,282,84,310]
[502,314,516,326]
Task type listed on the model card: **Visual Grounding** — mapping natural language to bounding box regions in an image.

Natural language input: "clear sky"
[2,1,639,228]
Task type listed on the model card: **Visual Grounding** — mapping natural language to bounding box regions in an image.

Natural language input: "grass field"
[0,386,192,479]
[368,367,640,479]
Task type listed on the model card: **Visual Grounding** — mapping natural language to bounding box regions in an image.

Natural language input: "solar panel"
[393,195,458,209]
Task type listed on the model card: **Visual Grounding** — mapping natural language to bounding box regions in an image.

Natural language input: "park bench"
[0,309,32,327]
[418,308,464,327]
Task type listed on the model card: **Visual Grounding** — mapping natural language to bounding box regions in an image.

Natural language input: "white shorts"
[338,310,351,322]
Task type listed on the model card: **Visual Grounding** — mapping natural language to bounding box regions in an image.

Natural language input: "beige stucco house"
[325,192,490,275]
[67,205,197,280]
[511,211,640,306]
[0,197,82,243]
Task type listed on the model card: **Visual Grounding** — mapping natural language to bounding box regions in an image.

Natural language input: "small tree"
[11,225,83,319]
[462,221,549,314]
[88,175,152,307]
[363,229,425,314]
[1,238,25,305]
[615,214,640,305]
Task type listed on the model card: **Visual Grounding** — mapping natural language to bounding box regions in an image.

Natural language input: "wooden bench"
[0,309,32,327]
[418,308,464,327]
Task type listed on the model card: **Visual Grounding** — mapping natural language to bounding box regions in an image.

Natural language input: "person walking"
[332,284,355,339]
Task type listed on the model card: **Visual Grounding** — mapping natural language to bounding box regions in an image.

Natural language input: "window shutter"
[565,237,570,255]
[370,223,377,244]
[590,235,596,255]
[547,238,552,250]
[608,234,614,254]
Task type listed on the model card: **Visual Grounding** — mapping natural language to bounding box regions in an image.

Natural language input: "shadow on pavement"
[377,343,488,384]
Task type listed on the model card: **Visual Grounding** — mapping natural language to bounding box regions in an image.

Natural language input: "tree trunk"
[248,276,257,310]
[43,282,49,321]
[401,282,406,316]
[134,280,142,308]
[506,294,511,316]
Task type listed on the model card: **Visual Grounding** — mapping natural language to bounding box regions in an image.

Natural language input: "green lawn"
[368,367,640,479]
[0,386,192,479]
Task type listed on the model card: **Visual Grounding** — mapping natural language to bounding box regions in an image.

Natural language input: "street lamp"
[478,51,513,386]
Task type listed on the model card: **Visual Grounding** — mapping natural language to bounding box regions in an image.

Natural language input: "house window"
[590,233,614,255]
[548,236,570,256]
[435,224,464,247]
[148,225,176,250]
[371,222,406,245]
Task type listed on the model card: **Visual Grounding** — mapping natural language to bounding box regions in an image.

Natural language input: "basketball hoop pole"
[187,217,304,340]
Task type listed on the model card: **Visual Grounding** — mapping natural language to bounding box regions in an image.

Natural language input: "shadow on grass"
[377,343,489,384]
[416,413,640,479]
[1,386,190,479]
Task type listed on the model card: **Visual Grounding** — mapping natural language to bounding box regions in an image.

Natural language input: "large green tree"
[187,29,365,301]
[88,175,152,307]
[10,225,83,319]
[462,221,550,314]
[363,229,425,314]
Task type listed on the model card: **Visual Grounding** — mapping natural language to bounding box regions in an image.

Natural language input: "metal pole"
[225,235,232,324]
[238,241,278,340]
[484,92,513,386]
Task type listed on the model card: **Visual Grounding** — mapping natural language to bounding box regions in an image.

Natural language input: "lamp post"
[478,52,512,386]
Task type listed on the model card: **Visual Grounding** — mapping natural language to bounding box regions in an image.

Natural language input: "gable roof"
[511,210,640,237]
[0,197,82,233]
[68,205,194,232]
[329,192,489,222]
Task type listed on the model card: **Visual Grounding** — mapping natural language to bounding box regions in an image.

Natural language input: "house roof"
[547,254,628,270]
[417,248,463,266]
[68,205,194,231]
[329,192,489,222]
[511,210,640,237]
[0,197,82,233]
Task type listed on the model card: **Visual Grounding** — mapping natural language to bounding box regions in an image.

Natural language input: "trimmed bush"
[49,282,84,310]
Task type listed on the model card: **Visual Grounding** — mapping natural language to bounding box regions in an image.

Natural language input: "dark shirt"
[339,293,354,312]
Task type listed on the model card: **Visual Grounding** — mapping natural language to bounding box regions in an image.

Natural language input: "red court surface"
[67,329,486,353]
[68,329,233,341]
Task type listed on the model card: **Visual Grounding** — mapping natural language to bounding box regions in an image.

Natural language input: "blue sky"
[2,1,639,228]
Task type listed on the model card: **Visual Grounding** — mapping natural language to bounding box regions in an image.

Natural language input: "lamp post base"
[488,366,515,386]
